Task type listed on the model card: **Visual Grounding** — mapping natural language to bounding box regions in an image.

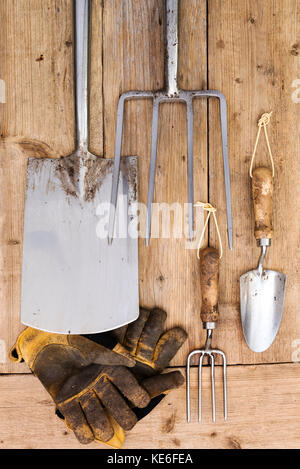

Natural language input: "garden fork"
[186,247,227,423]
[108,0,233,248]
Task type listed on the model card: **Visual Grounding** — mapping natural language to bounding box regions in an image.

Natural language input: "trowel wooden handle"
[200,247,219,324]
[252,167,273,240]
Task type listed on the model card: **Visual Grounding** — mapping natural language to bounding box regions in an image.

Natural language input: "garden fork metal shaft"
[108,0,233,248]
[186,247,227,423]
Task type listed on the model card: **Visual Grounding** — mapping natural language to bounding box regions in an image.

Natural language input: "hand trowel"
[240,167,286,352]
[20,0,139,334]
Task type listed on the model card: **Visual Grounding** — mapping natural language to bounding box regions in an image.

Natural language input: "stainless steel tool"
[240,167,286,352]
[108,0,232,248]
[20,0,139,334]
[186,247,227,423]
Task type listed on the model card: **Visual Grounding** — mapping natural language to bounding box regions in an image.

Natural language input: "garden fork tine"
[108,0,233,249]
[186,247,227,423]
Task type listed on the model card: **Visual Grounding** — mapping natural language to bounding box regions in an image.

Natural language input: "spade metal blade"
[20,1,140,334]
[240,268,286,352]
[21,156,139,334]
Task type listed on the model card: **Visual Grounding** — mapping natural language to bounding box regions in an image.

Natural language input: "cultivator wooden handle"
[252,167,273,240]
[200,247,219,324]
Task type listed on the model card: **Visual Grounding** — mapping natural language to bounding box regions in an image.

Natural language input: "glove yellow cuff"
[9,327,71,369]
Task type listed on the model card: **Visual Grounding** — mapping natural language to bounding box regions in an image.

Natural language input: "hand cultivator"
[186,247,227,423]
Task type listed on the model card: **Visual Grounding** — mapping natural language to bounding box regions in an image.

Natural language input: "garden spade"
[240,167,286,352]
[20,0,139,334]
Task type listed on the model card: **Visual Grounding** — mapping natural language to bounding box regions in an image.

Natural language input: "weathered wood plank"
[0,145,27,372]
[208,0,300,364]
[0,364,299,449]
[89,0,103,155]
[102,0,208,367]
[0,0,75,156]
[0,0,299,374]
[0,0,207,371]
[0,0,104,372]
[0,0,76,372]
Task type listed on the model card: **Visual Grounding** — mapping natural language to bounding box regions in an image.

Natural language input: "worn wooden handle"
[200,247,219,324]
[252,167,273,240]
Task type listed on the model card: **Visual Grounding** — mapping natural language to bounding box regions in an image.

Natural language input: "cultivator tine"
[186,351,193,423]
[213,350,228,421]
[146,98,160,246]
[198,353,204,422]
[187,349,227,424]
[186,356,190,423]
[223,358,227,420]
[218,350,228,421]
[210,354,216,423]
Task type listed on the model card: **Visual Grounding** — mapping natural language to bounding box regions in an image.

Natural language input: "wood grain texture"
[0,364,299,449]
[0,0,75,372]
[0,0,299,375]
[102,0,208,366]
[89,0,103,155]
[208,0,300,364]
[0,0,103,372]
[0,145,27,372]
[0,0,75,156]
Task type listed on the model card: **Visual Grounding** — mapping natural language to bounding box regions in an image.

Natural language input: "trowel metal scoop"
[240,167,286,352]
[20,0,139,334]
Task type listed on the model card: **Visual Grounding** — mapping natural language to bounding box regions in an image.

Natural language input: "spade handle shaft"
[74,0,89,151]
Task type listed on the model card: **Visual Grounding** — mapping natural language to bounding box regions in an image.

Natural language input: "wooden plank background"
[0,364,299,449]
[0,0,299,448]
[208,0,300,365]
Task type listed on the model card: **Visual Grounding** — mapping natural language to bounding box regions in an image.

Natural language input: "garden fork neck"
[204,328,213,350]
[166,0,179,97]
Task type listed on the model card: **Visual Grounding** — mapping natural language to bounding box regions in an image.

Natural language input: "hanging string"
[194,202,223,259]
[249,111,275,178]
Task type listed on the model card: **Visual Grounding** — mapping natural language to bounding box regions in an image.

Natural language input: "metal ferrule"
[203,321,217,330]
[257,238,271,247]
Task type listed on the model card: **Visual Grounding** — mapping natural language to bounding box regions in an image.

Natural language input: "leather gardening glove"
[114,307,187,375]
[88,307,188,420]
[10,328,151,447]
